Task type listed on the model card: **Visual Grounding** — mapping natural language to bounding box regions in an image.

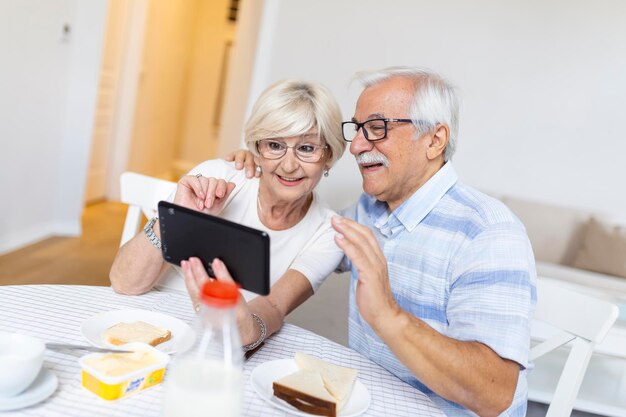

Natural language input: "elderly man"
[331,67,535,417]
[231,67,535,416]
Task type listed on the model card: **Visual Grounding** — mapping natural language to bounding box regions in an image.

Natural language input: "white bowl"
[0,332,45,397]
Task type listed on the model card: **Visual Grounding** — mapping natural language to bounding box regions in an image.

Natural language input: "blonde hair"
[244,80,345,167]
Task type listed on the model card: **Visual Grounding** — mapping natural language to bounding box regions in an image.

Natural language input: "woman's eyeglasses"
[256,139,327,163]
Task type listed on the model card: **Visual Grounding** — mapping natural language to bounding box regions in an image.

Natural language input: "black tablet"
[157,201,270,296]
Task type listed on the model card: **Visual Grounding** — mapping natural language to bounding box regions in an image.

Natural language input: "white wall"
[239,0,626,217]
[0,1,106,254]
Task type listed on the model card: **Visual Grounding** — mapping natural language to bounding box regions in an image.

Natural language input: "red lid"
[200,280,240,308]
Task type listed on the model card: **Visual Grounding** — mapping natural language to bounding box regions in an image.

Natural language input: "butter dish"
[79,342,169,401]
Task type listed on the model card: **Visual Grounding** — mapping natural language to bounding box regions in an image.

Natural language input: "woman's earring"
[324,169,329,177]
[255,166,262,175]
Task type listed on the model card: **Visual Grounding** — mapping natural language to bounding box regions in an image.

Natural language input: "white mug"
[0,332,45,397]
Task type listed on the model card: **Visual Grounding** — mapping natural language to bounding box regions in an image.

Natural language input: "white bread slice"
[295,352,358,410]
[103,321,171,347]
[273,370,337,417]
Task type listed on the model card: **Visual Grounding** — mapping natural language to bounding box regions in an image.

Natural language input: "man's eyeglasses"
[341,118,423,142]
[256,139,328,163]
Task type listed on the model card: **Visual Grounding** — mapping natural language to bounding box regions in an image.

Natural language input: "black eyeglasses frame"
[341,118,426,142]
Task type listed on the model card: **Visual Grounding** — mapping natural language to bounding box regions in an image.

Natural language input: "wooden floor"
[0,202,127,286]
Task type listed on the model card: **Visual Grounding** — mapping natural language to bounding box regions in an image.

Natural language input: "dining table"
[0,284,445,417]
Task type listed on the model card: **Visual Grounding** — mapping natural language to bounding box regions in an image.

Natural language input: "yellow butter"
[84,350,161,377]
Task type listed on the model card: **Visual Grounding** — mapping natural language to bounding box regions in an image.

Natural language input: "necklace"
[257,192,263,216]
[257,188,312,226]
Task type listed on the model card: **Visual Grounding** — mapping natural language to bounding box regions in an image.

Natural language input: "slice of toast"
[295,352,358,410]
[103,321,172,347]
[273,370,337,417]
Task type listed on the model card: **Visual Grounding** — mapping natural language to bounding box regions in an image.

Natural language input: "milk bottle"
[162,281,243,417]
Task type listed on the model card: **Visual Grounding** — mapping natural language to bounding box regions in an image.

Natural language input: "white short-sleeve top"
[158,160,343,301]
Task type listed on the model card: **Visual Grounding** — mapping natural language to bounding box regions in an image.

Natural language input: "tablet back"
[158,201,270,296]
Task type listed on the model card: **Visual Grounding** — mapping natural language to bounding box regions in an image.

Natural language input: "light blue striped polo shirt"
[340,162,536,416]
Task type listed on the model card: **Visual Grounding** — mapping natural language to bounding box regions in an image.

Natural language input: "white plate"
[81,309,195,354]
[0,368,58,411]
[250,359,370,417]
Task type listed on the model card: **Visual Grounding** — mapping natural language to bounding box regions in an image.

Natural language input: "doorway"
[84,0,131,203]
[85,0,240,203]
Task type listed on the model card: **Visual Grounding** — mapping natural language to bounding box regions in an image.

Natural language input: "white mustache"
[356,152,390,167]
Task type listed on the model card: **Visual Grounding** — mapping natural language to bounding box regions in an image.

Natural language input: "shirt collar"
[369,162,458,233]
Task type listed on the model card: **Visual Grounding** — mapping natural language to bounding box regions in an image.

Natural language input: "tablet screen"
[158,201,270,296]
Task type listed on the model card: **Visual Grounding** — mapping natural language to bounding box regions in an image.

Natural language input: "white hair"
[354,66,460,161]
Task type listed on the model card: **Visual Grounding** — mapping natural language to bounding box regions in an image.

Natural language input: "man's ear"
[426,124,449,160]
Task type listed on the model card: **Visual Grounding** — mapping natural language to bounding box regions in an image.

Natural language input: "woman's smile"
[276,174,305,187]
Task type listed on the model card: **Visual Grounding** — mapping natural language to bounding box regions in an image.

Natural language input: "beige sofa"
[502,196,626,306]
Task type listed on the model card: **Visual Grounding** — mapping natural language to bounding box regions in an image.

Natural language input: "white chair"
[119,171,177,246]
[119,172,187,293]
[529,277,619,417]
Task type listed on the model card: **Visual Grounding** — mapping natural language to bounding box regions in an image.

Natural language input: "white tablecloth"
[0,285,444,417]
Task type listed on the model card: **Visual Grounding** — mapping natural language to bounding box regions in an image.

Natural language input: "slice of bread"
[103,321,172,347]
[273,370,337,417]
[272,353,359,416]
[295,352,358,410]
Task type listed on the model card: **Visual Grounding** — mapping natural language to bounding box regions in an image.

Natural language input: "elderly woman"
[109,79,345,352]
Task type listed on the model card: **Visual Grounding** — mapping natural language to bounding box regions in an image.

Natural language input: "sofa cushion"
[572,218,626,279]
[502,197,589,264]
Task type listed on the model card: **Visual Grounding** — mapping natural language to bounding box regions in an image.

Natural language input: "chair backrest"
[529,277,618,417]
[119,172,177,246]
